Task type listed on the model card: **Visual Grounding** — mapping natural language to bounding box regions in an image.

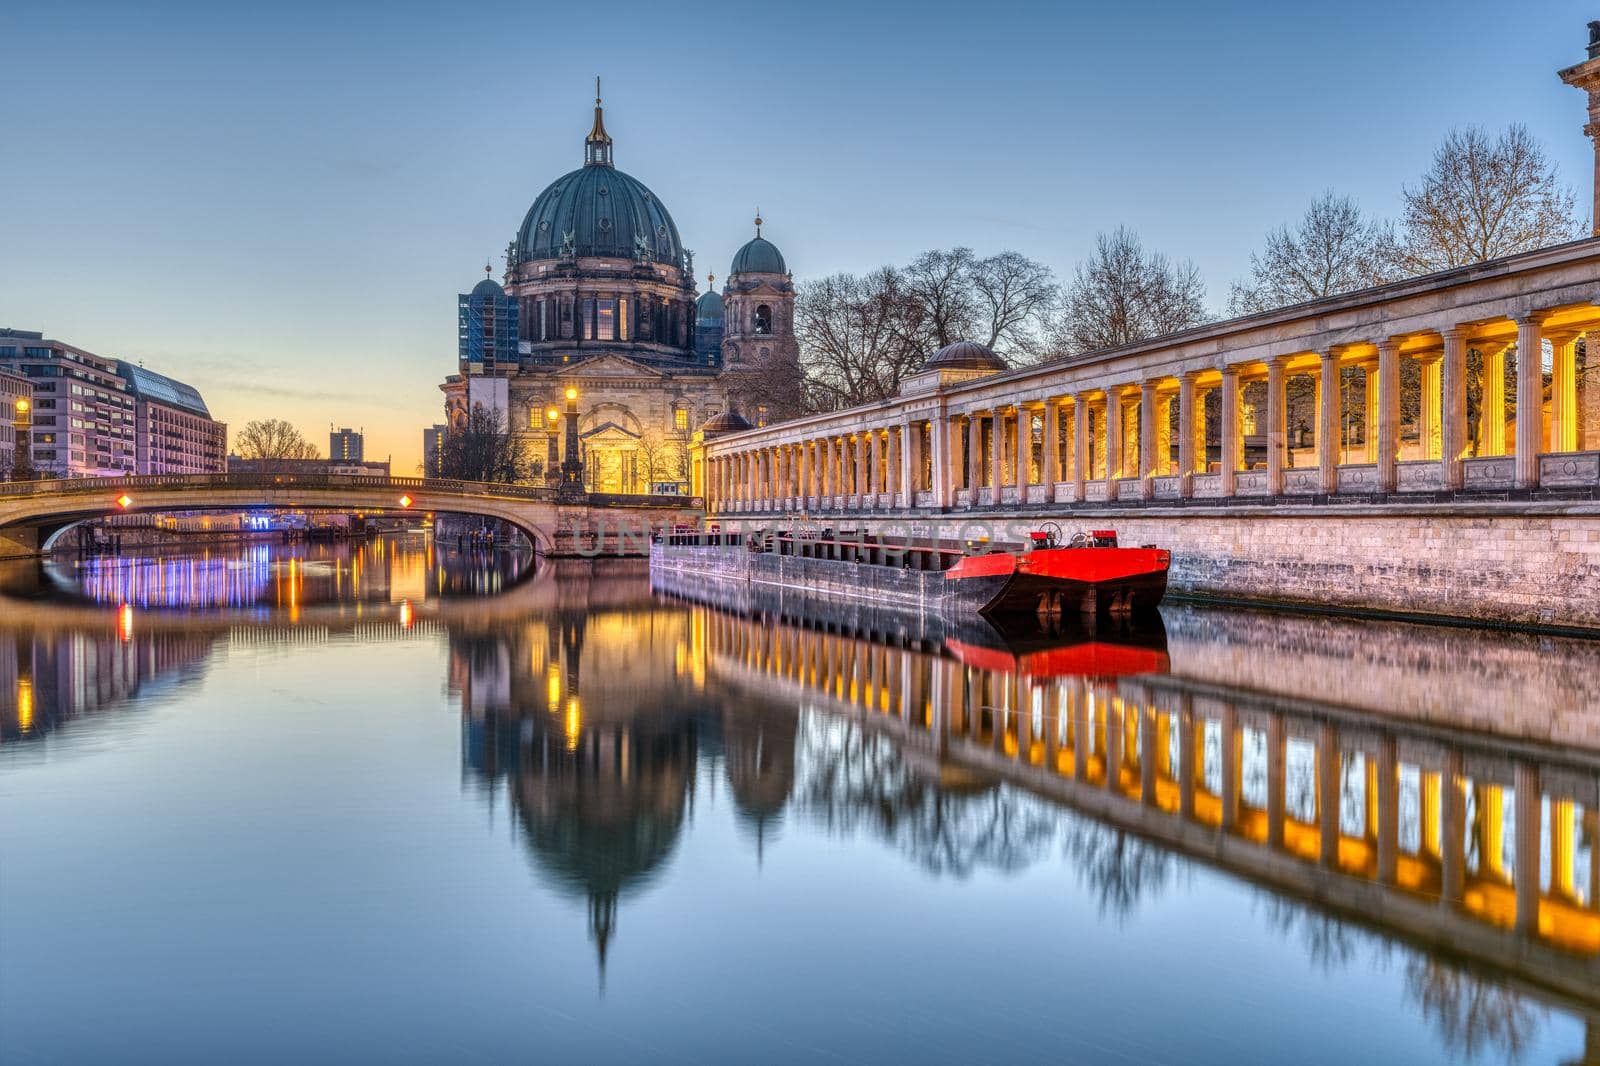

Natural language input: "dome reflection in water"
[1,546,1598,1065]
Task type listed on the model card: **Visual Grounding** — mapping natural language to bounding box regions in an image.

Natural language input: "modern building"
[0,329,136,477]
[226,456,391,477]
[330,426,364,462]
[114,361,227,474]
[440,87,802,495]
[422,423,447,476]
[0,368,32,477]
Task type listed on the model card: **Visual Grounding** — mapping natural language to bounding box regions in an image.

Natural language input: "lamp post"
[10,398,32,481]
[559,386,586,499]
[545,406,561,484]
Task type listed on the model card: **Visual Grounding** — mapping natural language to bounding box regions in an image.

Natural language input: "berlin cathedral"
[441,85,801,494]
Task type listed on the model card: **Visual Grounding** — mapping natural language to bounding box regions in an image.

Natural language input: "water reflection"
[3,546,1600,1063]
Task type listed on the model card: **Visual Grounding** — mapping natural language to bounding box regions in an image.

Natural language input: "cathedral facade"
[441,88,801,494]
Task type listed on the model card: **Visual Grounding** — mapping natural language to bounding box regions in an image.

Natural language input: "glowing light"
[118,603,134,643]
[398,599,414,629]
[14,398,28,414]
[546,664,561,713]
[398,494,413,508]
[565,695,581,751]
[16,679,33,733]
[545,407,560,423]
[565,387,577,401]
[116,494,133,509]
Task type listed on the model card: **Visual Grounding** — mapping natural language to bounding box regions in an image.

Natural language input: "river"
[0,535,1596,1064]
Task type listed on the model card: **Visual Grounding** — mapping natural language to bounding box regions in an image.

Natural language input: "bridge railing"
[0,473,561,502]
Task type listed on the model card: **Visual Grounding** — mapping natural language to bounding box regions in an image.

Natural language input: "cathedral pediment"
[555,353,669,379]
[580,420,643,441]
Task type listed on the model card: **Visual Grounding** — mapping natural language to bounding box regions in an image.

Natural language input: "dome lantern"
[585,76,613,167]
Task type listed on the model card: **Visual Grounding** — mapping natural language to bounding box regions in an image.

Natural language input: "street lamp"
[545,406,561,484]
[559,386,585,498]
[10,397,32,481]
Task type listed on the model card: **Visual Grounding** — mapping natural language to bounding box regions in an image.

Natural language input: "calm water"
[2,536,1598,1065]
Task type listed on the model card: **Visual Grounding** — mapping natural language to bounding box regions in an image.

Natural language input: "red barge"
[651,524,1170,620]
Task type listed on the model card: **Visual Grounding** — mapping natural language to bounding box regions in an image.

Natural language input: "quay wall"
[709,504,1600,631]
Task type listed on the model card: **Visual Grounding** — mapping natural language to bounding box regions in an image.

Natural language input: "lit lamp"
[558,386,585,499]
[9,397,32,481]
[544,406,561,484]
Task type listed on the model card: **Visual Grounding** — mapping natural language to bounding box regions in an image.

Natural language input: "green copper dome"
[695,290,724,320]
[729,235,786,276]
[517,165,685,268]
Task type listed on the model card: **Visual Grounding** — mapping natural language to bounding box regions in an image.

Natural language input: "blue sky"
[4,0,1596,469]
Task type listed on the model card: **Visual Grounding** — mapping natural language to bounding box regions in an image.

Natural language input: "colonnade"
[705,310,1600,513]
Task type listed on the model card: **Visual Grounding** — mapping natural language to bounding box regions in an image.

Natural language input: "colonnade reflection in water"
[4,549,1600,1061]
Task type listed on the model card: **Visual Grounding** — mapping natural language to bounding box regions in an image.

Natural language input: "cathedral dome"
[695,290,724,321]
[701,409,752,436]
[516,164,685,268]
[470,276,505,298]
[924,340,1007,372]
[729,235,786,276]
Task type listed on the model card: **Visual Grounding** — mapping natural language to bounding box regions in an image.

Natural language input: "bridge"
[689,237,1600,629]
[0,473,702,558]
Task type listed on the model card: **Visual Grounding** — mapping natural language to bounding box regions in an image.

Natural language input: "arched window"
[755,305,772,335]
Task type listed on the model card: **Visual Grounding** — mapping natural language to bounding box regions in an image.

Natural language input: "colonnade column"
[1376,339,1400,493]
[1515,313,1548,489]
[991,408,1007,503]
[1139,380,1158,500]
[1266,357,1287,495]
[1418,354,1442,461]
[1318,350,1340,493]
[1042,400,1060,499]
[1220,367,1240,497]
[932,415,953,509]
[868,429,882,504]
[1550,330,1583,453]
[1072,394,1089,502]
[855,433,869,502]
[1177,372,1197,498]
[900,421,916,505]
[1105,389,1124,501]
[1363,361,1380,463]
[967,412,983,502]
[1441,328,1467,490]
[1479,341,1508,456]
[1015,405,1031,497]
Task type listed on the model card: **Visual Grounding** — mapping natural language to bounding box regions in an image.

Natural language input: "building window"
[597,299,615,339]
[755,305,772,335]
[673,407,688,432]
[755,405,770,427]
[618,298,628,340]
[581,299,595,340]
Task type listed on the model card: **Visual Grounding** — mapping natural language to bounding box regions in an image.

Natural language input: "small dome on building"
[471,276,506,299]
[701,409,753,436]
[923,340,1007,372]
[696,289,725,321]
[729,236,786,276]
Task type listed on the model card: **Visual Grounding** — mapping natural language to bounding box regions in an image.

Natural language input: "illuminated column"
[1417,353,1442,461]
[1363,361,1380,463]
[1318,350,1340,493]
[868,428,882,501]
[1178,372,1197,498]
[1072,394,1089,502]
[1266,357,1287,495]
[797,440,810,506]
[967,412,983,500]
[1514,762,1541,934]
[985,406,998,499]
[1479,341,1509,456]
[932,415,952,509]
[1376,339,1400,493]
[1105,388,1124,501]
[855,433,869,501]
[900,421,915,502]
[1550,330,1582,453]
[1515,313,1549,489]
[821,438,834,499]
[1432,329,1465,491]
[1015,405,1031,491]
[1220,366,1240,497]
[1155,391,1173,476]
[1139,380,1158,499]
[1042,400,1061,496]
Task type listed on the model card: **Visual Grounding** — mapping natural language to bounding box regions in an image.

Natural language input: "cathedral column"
[1178,372,1197,498]
[1318,350,1340,493]
[1376,339,1400,493]
[1479,341,1510,456]
[1072,394,1089,502]
[1140,380,1158,499]
[1220,366,1240,497]
[1550,330,1583,453]
[1266,357,1287,495]
[1515,313,1549,489]
[1042,400,1060,497]
[1441,329,1467,490]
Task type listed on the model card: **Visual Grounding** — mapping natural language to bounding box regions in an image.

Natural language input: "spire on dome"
[585,76,613,167]
[754,208,762,237]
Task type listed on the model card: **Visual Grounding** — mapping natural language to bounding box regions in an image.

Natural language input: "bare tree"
[1228,192,1392,315]
[900,248,977,349]
[1385,124,1584,275]
[634,431,687,491]
[970,250,1059,361]
[1059,227,1208,354]
[794,269,927,412]
[233,418,320,460]
[438,403,528,484]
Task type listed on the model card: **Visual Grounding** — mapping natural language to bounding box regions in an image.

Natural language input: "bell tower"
[721,213,801,422]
